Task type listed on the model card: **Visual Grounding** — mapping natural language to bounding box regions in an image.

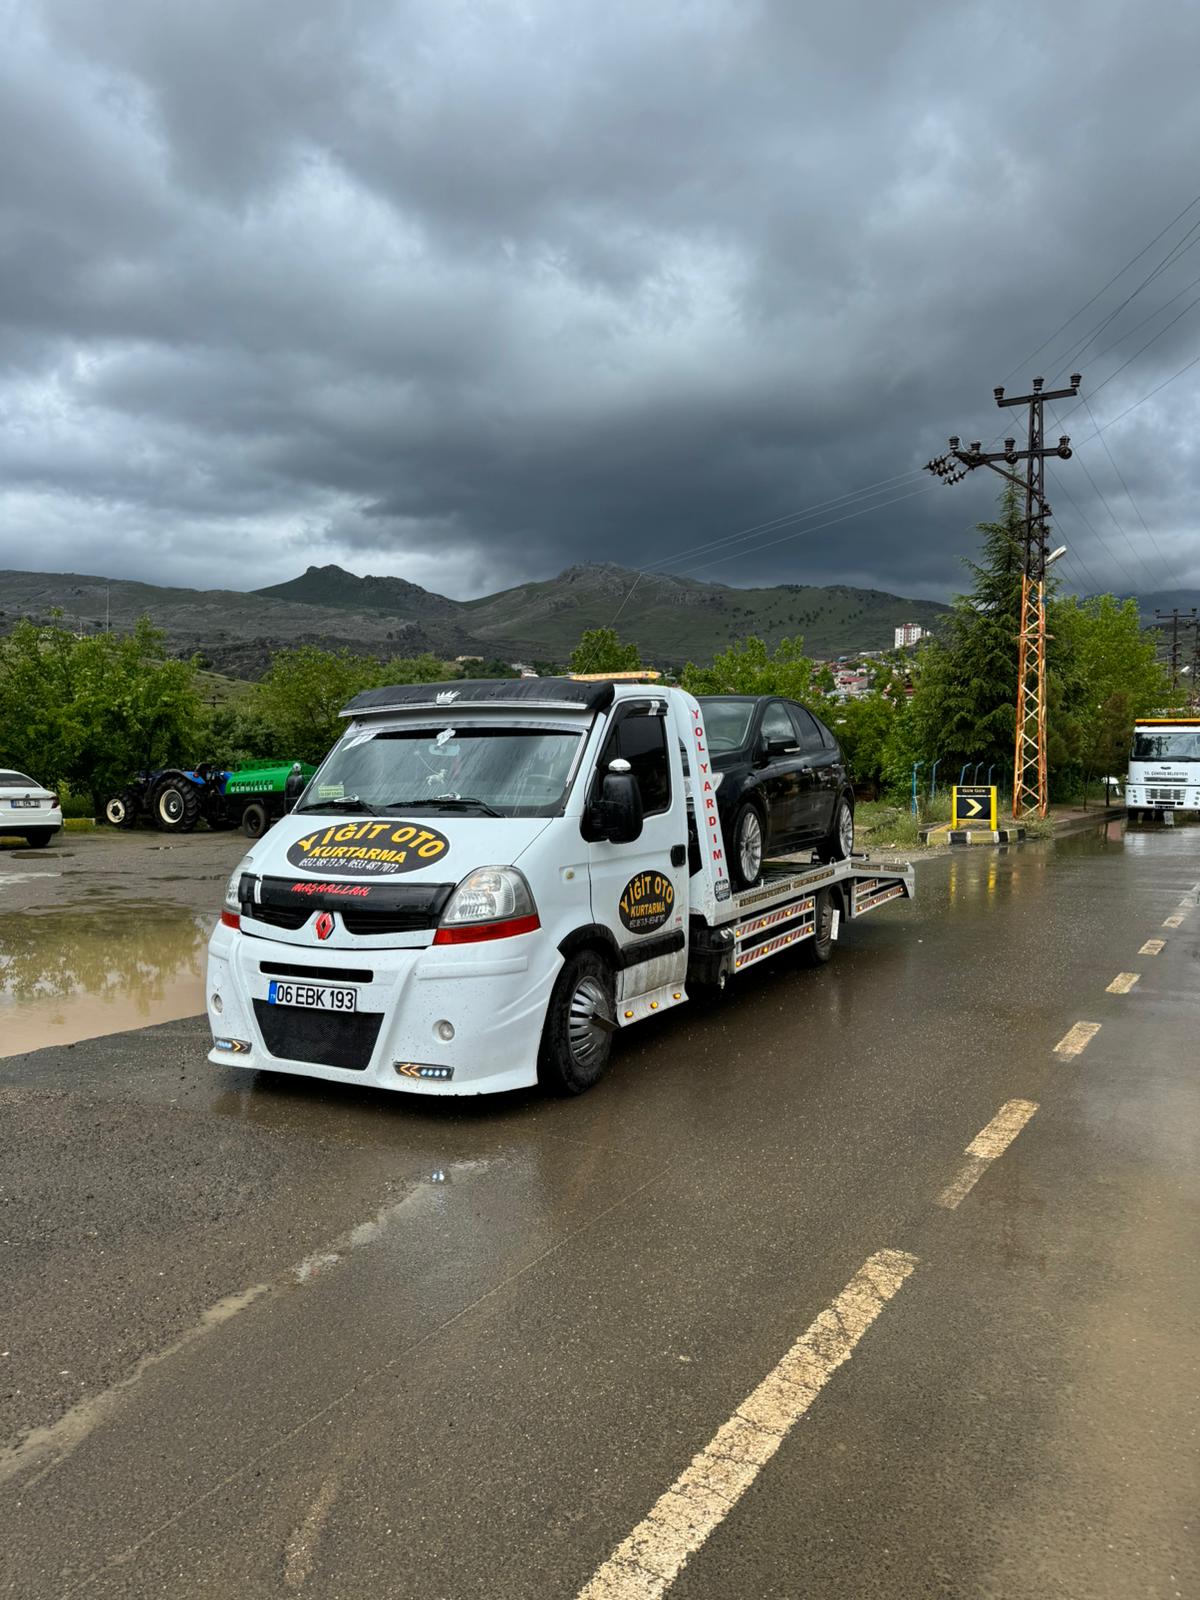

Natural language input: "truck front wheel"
[538,951,615,1095]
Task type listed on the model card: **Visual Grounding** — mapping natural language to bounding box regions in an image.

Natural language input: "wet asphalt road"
[1,819,1197,1599]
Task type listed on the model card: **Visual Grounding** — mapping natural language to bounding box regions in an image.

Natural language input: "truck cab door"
[583,701,689,1000]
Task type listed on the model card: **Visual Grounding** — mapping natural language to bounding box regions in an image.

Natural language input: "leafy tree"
[473,657,520,679]
[0,617,203,809]
[568,627,643,674]
[1053,595,1169,803]
[680,635,814,700]
[829,691,900,795]
[255,647,449,764]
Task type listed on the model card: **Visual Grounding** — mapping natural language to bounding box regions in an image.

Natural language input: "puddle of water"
[0,902,212,1057]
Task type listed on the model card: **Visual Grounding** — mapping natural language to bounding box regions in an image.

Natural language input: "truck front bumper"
[205,923,559,1095]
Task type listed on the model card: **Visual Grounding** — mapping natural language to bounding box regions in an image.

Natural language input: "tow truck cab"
[206,678,912,1096]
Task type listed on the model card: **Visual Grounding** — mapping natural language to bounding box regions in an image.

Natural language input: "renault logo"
[314,911,335,941]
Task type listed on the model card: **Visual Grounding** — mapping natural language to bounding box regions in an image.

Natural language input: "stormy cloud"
[2,0,1199,603]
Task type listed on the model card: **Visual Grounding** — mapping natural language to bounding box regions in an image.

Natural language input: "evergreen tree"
[906,484,1034,778]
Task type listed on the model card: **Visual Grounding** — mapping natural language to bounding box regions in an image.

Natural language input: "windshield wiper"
[295,795,386,816]
[382,796,504,818]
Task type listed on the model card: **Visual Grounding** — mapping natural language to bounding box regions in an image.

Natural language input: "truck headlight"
[433,867,540,945]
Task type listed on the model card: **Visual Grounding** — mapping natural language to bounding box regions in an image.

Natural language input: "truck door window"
[595,712,671,815]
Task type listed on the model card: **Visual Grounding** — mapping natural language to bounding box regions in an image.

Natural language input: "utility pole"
[1154,606,1197,698]
[925,373,1081,820]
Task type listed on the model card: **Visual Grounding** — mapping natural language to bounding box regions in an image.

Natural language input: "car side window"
[594,712,671,815]
[788,705,825,754]
[761,702,796,751]
[813,715,838,751]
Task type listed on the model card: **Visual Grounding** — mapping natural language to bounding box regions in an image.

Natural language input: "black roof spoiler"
[342,676,617,718]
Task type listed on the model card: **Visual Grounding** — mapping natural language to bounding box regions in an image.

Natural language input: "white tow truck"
[206,678,914,1096]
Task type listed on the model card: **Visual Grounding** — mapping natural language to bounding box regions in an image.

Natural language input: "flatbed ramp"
[689,854,914,984]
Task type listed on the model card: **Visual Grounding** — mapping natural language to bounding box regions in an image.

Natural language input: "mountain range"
[0,562,955,676]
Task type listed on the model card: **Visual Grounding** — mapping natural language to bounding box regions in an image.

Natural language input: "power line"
[673,483,940,579]
[1003,188,1200,383]
[1046,216,1200,382]
[1081,394,1183,590]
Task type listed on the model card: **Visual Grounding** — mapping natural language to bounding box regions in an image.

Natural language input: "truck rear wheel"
[798,888,835,965]
[538,951,615,1095]
[152,777,200,832]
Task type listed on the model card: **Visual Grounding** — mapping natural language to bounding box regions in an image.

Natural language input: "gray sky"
[3,0,1199,604]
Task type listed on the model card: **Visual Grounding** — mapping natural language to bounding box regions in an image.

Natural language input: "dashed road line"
[1163,913,1185,929]
[937,1099,1039,1210]
[575,1249,918,1600]
[1139,938,1165,955]
[1054,1021,1101,1058]
[1105,972,1140,994]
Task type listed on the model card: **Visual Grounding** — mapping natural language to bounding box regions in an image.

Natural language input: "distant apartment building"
[893,622,925,649]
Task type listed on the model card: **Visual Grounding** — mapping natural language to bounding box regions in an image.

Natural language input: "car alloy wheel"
[737,808,763,884]
[837,800,854,857]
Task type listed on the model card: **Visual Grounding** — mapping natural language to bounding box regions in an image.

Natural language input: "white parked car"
[0,769,63,847]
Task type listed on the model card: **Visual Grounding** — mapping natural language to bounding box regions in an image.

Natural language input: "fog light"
[211,993,223,1014]
[435,1020,455,1042]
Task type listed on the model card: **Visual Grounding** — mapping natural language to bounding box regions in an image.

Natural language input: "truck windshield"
[301,726,584,817]
[1131,730,1200,761]
[698,700,755,752]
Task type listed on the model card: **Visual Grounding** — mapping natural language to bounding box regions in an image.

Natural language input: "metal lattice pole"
[925,373,1080,821]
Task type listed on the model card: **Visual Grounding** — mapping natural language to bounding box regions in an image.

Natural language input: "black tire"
[151,777,201,833]
[241,801,269,839]
[798,888,835,965]
[538,950,616,1096]
[104,790,140,828]
[817,794,855,863]
[23,829,54,849]
[730,801,766,889]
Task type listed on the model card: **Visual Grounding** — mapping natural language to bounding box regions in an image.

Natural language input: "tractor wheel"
[152,776,201,833]
[104,790,140,829]
[241,802,269,839]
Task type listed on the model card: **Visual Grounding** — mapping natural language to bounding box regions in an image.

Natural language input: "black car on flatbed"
[698,695,855,888]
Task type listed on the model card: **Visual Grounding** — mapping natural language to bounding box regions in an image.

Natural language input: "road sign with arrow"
[952,785,997,829]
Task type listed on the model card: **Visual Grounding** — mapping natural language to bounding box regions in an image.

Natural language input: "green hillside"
[461,564,949,662]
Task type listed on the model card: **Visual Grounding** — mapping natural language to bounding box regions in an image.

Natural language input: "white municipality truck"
[1123,716,1200,820]
[206,678,913,1096]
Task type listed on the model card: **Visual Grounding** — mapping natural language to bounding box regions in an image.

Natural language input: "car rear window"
[789,706,825,753]
[0,771,37,787]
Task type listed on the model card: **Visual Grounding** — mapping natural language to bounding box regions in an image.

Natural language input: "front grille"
[247,905,310,931]
[253,1000,382,1071]
[247,876,454,937]
[1146,787,1184,804]
[339,908,438,935]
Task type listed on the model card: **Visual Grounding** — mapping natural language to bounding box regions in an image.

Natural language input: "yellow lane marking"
[1106,972,1140,994]
[575,1249,918,1600]
[1139,939,1165,955]
[1054,1021,1101,1058]
[937,1099,1038,1209]
[1163,913,1185,928]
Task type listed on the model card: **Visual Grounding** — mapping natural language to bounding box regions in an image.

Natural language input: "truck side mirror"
[600,760,643,844]
[284,762,306,813]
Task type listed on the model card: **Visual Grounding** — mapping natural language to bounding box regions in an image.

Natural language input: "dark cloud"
[3,0,1199,604]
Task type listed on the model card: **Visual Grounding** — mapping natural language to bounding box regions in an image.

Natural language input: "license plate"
[267,979,357,1012]
[11,799,38,808]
